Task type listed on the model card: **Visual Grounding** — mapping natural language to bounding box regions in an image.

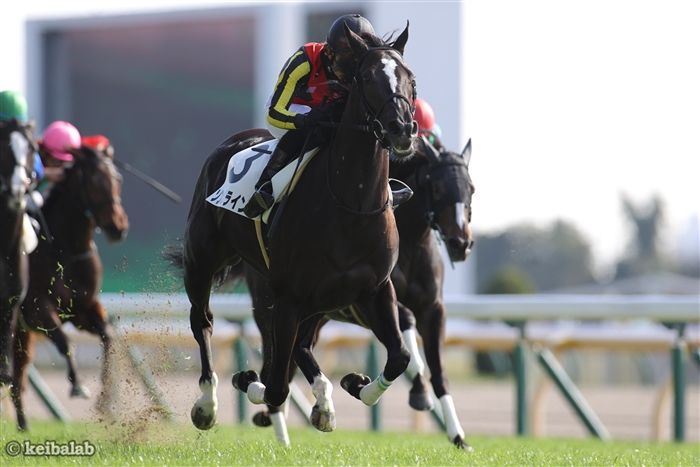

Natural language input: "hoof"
[310,405,336,432]
[70,384,91,399]
[252,411,272,427]
[191,404,217,430]
[408,390,433,411]
[453,435,473,451]
[340,373,371,400]
[231,370,259,393]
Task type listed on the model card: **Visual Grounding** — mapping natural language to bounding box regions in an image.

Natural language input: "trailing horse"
[178,25,417,441]
[0,119,35,386]
[11,142,128,430]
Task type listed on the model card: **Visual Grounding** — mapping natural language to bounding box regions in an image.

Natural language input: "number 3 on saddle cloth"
[206,139,320,224]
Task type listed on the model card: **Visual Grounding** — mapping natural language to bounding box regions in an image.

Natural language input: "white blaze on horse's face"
[10,131,30,198]
[381,57,399,93]
[455,202,466,230]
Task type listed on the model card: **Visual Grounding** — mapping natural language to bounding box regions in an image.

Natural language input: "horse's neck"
[0,200,23,254]
[44,183,95,254]
[328,92,388,211]
[391,157,432,242]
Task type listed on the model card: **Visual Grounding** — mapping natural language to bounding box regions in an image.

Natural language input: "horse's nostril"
[388,121,403,136]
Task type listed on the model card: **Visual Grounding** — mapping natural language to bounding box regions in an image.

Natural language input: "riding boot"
[242,147,291,218]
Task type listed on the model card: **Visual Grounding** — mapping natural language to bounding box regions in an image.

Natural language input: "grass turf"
[1,419,698,466]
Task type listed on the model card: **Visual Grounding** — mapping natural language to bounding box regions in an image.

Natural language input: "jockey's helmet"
[414,98,436,134]
[41,121,81,162]
[326,14,375,81]
[0,90,28,122]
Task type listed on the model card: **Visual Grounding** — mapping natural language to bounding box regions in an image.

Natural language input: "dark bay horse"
[0,119,35,386]
[245,137,475,448]
[11,143,128,430]
[181,25,416,437]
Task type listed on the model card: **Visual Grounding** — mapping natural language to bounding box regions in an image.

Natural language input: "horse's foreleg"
[398,302,433,411]
[11,324,35,431]
[82,302,116,415]
[185,257,218,430]
[43,326,90,399]
[0,300,20,385]
[294,315,335,432]
[263,300,298,407]
[341,281,409,406]
[419,301,469,449]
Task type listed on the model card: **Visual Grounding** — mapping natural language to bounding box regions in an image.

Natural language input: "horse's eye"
[362,71,372,82]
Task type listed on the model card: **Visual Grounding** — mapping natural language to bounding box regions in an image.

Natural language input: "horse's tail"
[161,242,245,289]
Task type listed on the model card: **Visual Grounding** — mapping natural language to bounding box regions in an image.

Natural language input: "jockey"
[0,90,43,182]
[414,97,445,152]
[37,120,82,186]
[242,13,377,218]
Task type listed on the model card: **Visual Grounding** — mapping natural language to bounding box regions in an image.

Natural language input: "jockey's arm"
[266,48,311,131]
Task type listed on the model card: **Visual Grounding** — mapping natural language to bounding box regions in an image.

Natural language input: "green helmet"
[0,90,28,122]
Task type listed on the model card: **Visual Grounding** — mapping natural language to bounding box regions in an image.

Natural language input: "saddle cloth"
[21,213,38,254]
[206,139,319,222]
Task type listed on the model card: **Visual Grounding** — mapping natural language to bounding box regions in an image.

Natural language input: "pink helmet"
[41,121,81,161]
[413,98,436,133]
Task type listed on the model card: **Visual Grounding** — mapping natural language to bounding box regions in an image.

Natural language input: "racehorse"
[0,119,35,386]
[11,142,128,430]
[242,137,476,448]
[179,24,417,437]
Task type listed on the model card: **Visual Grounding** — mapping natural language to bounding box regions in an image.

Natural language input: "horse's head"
[65,143,129,242]
[343,22,417,157]
[0,119,35,211]
[420,139,474,262]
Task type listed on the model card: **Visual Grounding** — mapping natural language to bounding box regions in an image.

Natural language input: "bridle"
[353,47,417,148]
[67,153,122,223]
[325,46,417,216]
[414,141,473,240]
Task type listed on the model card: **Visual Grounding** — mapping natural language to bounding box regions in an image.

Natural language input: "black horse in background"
[0,119,35,386]
[175,24,417,443]
[11,143,128,430]
[235,137,475,448]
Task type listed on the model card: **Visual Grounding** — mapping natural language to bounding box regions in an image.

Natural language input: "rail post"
[672,323,687,442]
[234,320,248,424]
[512,321,528,436]
[367,339,381,431]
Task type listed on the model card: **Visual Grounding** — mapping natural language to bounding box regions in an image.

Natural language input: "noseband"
[351,47,416,148]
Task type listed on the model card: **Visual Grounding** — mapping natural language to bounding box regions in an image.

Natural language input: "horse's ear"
[343,22,369,56]
[393,21,409,55]
[460,138,472,166]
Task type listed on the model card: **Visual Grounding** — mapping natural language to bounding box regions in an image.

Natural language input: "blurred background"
[2,0,698,442]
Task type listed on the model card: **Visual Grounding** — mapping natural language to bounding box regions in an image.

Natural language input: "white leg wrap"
[195,372,219,415]
[439,394,465,441]
[359,373,393,406]
[402,328,425,377]
[270,411,290,447]
[312,374,335,414]
[247,381,266,404]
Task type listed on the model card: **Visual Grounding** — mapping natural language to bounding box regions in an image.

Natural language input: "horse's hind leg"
[184,228,230,430]
[341,281,409,406]
[417,301,469,449]
[11,323,35,431]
